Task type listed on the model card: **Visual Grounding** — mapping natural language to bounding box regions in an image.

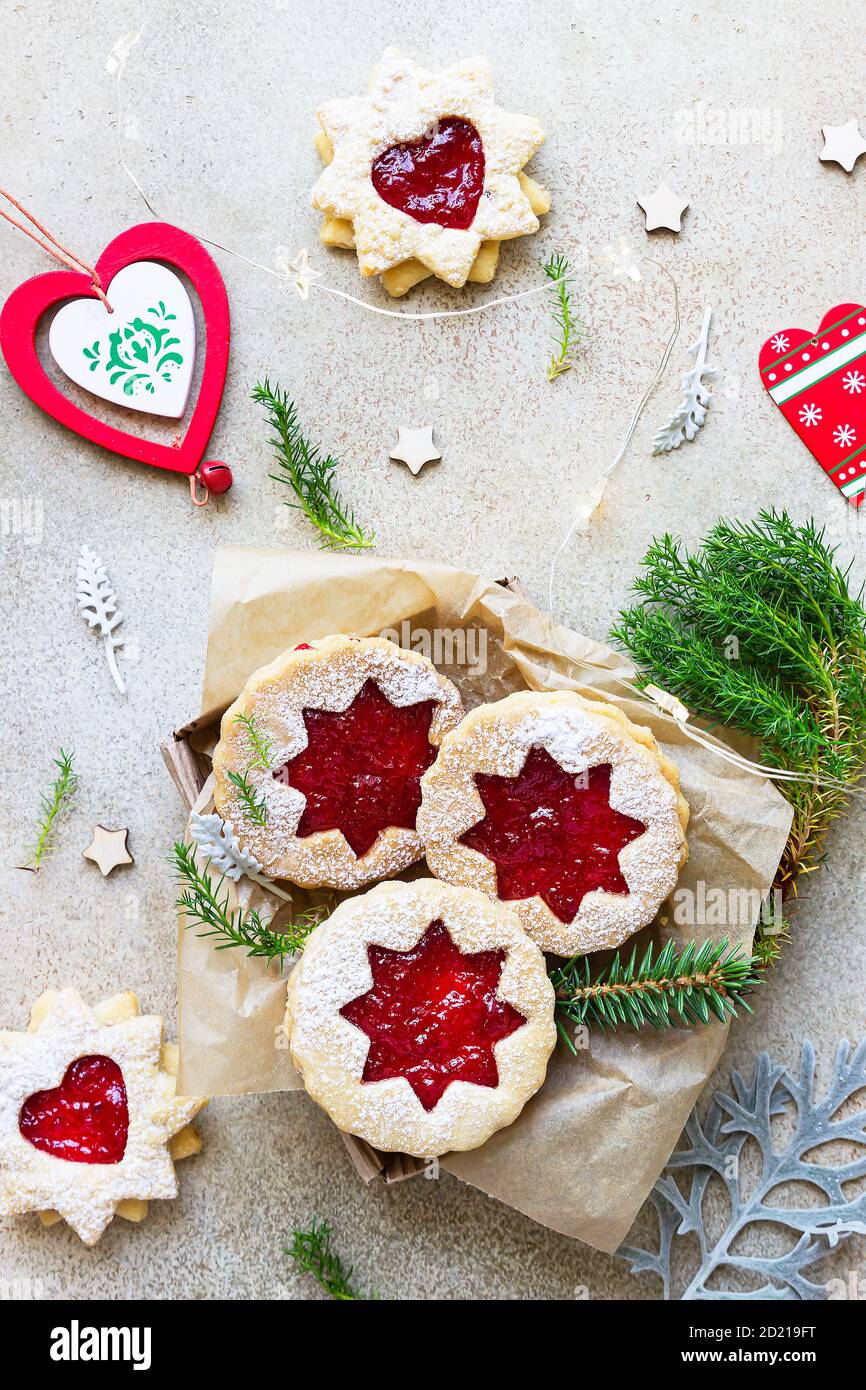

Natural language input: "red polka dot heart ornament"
[759,304,866,508]
[0,190,232,504]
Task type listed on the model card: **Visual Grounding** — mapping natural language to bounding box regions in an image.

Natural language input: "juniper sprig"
[542,252,582,382]
[252,379,374,552]
[226,769,269,826]
[173,842,324,966]
[286,1220,366,1300]
[611,511,866,959]
[234,711,274,772]
[550,937,761,1042]
[22,748,78,871]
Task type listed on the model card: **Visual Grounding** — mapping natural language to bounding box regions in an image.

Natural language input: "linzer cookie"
[0,989,205,1245]
[286,879,556,1157]
[212,635,464,889]
[311,48,550,297]
[759,303,866,507]
[418,690,690,956]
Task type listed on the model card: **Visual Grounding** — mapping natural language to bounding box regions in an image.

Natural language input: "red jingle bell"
[200,461,233,494]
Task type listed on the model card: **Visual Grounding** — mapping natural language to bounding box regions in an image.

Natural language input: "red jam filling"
[18,1055,129,1165]
[341,920,525,1111]
[460,747,647,926]
[274,679,437,858]
[370,117,485,231]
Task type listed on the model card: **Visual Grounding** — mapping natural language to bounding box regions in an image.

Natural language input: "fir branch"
[22,749,78,871]
[542,253,582,381]
[286,1220,366,1300]
[611,510,866,961]
[234,711,274,772]
[550,937,761,1041]
[252,379,375,552]
[226,770,268,826]
[173,842,325,965]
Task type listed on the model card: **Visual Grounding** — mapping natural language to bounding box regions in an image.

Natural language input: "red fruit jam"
[19,1055,129,1165]
[460,746,647,925]
[274,679,437,858]
[370,117,485,231]
[341,920,525,1111]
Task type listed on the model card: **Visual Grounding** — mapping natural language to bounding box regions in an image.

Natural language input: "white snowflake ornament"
[0,990,205,1245]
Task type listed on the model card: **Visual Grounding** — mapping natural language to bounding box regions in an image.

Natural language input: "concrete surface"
[1,0,865,1300]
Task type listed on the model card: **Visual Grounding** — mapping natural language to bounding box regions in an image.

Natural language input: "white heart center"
[48,261,195,419]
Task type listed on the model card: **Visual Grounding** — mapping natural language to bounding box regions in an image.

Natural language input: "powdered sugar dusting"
[419,690,689,956]
[312,48,544,286]
[287,879,556,1157]
[0,991,205,1245]
[213,635,463,890]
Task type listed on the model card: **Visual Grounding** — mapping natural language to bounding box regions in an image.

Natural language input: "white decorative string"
[110,6,581,323]
[547,258,681,618]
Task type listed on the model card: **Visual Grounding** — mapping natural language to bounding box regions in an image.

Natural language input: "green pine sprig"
[611,511,866,961]
[286,1220,366,1300]
[173,842,325,966]
[252,379,375,552]
[226,769,268,826]
[22,748,78,870]
[234,711,274,772]
[550,937,761,1043]
[542,253,582,382]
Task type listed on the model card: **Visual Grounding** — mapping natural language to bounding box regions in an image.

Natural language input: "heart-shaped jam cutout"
[341,920,526,1111]
[370,117,485,231]
[273,679,437,857]
[19,1055,129,1164]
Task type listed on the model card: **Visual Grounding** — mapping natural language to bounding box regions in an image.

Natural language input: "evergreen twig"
[542,253,582,381]
[234,711,274,772]
[550,937,761,1042]
[22,748,78,870]
[252,380,375,551]
[286,1220,366,1300]
[226,770,268,826]
[173,842,325,965]
[611,511,866,963]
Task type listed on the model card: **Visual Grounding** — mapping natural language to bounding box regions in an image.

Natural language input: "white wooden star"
[83,825,133,876]
[389,426,442,477]
[820,120,866,173]
[637,182,690,233]
[286,248,322,300]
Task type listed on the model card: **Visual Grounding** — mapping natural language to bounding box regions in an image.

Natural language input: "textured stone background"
[1,0,864,1299]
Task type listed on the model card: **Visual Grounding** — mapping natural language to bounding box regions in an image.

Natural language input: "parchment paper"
[176,546,792,1251]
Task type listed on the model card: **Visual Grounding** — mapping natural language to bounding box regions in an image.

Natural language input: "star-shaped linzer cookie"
[637,182,690,233]
[819,120,866,173]
[83,825,133,876]
[389,425,442,476]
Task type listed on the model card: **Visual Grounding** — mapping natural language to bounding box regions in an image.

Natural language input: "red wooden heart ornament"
[0,221,231,488]
[18,1054,129,1165]
[759,303,866,508]
[370,117,485,231]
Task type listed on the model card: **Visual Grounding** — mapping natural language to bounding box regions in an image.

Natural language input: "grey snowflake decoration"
[619,1039,866,1300]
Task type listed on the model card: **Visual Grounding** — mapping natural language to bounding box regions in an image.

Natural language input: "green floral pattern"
[82,300,184,400]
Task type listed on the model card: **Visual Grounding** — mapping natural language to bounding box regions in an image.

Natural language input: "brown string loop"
[0,188,113,312]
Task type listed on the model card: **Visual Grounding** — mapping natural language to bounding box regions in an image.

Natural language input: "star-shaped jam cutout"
[340,920,526,1111]
[460,746,647,925]
[273,679,437,858]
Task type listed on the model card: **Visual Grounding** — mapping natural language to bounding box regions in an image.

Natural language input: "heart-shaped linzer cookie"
[18,1054,129,1165]
[49,261,195,419]
[371,117,485,231]
[759,303,866,508]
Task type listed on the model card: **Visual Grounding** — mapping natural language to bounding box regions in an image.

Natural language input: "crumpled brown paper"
[174,546,792,1252]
